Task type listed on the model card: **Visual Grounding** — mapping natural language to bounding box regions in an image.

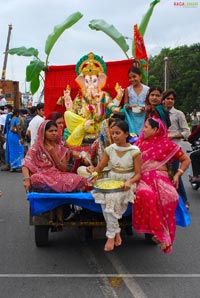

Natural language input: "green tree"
[148,43,200,113]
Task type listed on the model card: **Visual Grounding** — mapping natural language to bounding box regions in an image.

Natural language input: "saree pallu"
[133,170,179,254]
[123,104,145,136]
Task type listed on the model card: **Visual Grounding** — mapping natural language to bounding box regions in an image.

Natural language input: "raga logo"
[174,1,199,7]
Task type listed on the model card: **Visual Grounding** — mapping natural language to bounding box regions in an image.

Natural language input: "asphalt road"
[0,163,200,298]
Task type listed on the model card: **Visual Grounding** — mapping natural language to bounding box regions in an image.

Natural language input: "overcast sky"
[1,0,199,99]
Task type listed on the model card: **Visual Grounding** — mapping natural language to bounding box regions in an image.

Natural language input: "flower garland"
[80,90,107,123]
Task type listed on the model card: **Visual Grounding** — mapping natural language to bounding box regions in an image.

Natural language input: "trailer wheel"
[191,183,199,190]
[35,225,49,247]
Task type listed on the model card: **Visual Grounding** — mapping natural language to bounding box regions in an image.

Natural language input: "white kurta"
[92,143,140,219]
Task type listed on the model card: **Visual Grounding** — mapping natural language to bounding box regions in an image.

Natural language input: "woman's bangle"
[23,176,30,181]
[177,168,184,175]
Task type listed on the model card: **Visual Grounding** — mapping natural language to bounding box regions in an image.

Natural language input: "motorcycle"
[187,140,200,190]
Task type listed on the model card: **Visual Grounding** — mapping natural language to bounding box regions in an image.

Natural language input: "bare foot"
[160,242,169,251]
[114,232,122,247]
[104,238,115,251]
[152,236,161,245]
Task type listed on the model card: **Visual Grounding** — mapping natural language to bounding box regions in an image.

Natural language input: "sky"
[0,0,199,101]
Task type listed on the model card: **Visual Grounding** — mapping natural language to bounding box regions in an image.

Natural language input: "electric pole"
[164,56,169,91]
[1,24,12,80]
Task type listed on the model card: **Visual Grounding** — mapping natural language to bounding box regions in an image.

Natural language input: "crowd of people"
[1,65,198,254]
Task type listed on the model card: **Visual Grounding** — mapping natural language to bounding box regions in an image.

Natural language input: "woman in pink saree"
[133,118,190,254]
[22,120,85,193]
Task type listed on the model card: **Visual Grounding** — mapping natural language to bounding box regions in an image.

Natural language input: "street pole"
[1,24,12,80]
[164,56,168,91]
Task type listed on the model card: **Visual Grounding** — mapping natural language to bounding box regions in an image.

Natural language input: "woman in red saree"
[22,120,85,193]
[133,118,190,254]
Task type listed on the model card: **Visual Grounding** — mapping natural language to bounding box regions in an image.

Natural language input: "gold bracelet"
[177,168,184,175]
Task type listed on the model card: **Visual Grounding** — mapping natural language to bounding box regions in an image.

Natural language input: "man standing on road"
[21,106,37,154]
[26,103,44,147]
[0,94,7,107]
[163,89,191,210]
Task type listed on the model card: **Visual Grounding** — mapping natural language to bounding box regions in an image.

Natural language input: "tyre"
[34,225,49,247]
[191,183,199,190]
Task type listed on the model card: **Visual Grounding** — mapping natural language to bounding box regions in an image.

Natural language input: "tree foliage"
[148,43,200,113]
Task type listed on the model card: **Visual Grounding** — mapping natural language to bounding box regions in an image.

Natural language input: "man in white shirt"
[0,95,7,107]
[163,89,190,209]
[0,108,7,132]
[27,103,44,146]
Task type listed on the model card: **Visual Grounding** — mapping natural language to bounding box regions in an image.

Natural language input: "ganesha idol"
[62,52,124,147]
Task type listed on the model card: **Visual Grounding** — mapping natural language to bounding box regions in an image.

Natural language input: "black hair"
[29,106,37,114]
[110,120,129,133]
[47,111,64,122]
[128,66,141,75]
[148,118,159,130]
[5,104,13,110]
[20,108,28,115]
[146,86,163,104]
[45,120,57,131]
[12,108,20,116]
[108,112,126,126]
[148,86,163,96]
[162,89,177,100]
[36,102,44,110]
[111,112,125,120]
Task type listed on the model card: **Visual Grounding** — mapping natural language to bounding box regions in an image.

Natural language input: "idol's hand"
[115,82,124,99]
[84,120,94,131]
[112,107,121,113]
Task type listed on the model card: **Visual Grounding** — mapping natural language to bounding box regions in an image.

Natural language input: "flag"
[134,24,148,61]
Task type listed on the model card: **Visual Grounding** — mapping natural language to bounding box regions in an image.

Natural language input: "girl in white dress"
[88,120,141,251]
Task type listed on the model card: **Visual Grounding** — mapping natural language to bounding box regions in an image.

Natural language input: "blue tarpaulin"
[27,192,190,227]
[27,191,132,217]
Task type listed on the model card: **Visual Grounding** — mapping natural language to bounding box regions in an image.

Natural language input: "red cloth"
[134,24,148,61]
[22,120,86,192]
[44,59,135,117]
[133,118,181,254]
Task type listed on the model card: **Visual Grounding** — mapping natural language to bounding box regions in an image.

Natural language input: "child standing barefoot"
[123,66,149,136]
[88,120,141,251]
